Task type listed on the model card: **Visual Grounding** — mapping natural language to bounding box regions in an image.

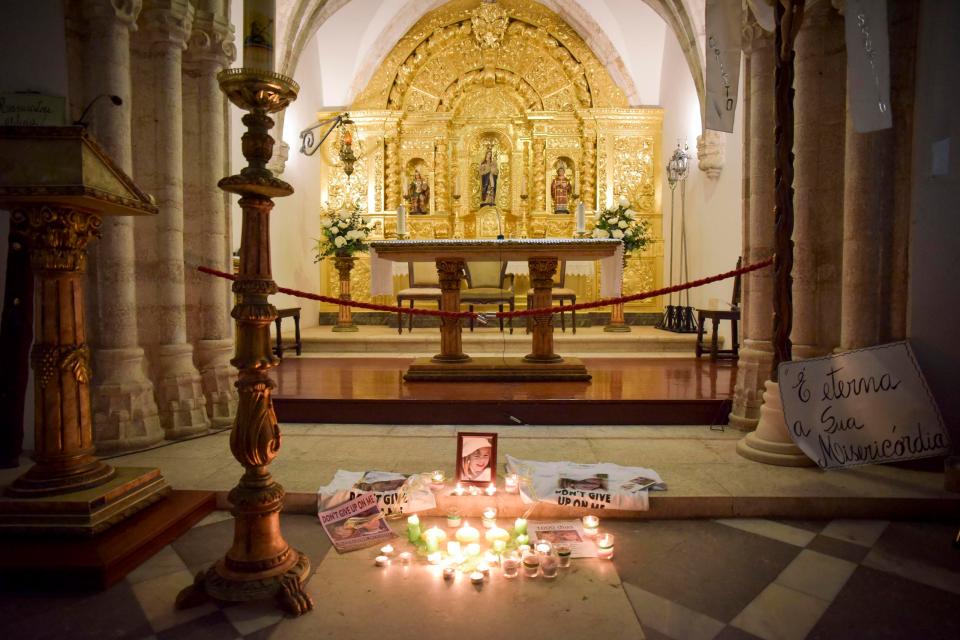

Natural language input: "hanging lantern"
[338,115,358,177]
[666,142,690,189]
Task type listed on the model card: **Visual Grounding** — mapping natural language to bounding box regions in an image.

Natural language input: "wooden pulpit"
[0,126,170,535]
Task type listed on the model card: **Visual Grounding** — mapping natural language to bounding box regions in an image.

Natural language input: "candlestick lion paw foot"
[175,571,212,610]
[276,572,313,616]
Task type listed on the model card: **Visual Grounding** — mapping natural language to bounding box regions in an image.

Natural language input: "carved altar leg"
[524,257,562,363]
[605,256,631,332]
[5,206,115,497]
[433,258,470,363]
[332,255,358,332]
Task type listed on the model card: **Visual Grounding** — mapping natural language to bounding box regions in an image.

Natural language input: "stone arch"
[277,0,705,111]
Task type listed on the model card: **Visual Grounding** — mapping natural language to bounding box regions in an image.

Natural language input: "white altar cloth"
[369,239,623,297]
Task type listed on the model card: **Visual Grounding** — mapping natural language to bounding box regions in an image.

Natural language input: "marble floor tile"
[808,566,960,640]
[222,599,284,636]
[862,546,960,596]
[130,570,217,633]
[623,582,725,640]
[171,519,236,575]
[155,610,239,640]
[773,550,856,602]
[804,534,870,564]
[193,510,235,529]
[715,519,817,548]
[871,520,960,574]
[127,544,191,585]
[730,583,829,640]
[714,626,764,640]
[820,520,889,547]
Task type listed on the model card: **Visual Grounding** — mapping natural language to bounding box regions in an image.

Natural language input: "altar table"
[369,239,623,381]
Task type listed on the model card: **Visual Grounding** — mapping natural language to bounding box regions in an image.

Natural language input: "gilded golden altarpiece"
[314,0,664,314]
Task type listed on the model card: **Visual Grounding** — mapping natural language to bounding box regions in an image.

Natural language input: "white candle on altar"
[242,0,276,72]
[576,202,586,234]
[396,203,407,237]
[375,555,390,567]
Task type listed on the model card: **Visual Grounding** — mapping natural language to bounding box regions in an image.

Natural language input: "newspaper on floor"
[505,454,665,512]
[317,470,437,517]
[528,520,597,558]
[318,491,395,553]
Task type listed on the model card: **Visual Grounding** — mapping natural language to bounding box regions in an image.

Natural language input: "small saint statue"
[551,163,572,214]
[407,168,430,214]
[479,146,498,207]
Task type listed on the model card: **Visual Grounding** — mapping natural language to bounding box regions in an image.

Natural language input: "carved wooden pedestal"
[604,257,631,333]
[175,69,313,615]
[432,258,470,363]
[524,257,562,362]
[331,255,358,332]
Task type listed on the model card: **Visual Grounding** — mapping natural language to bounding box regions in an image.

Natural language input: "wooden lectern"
[0,126,170,535]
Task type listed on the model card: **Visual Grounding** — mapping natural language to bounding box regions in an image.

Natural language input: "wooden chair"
[273,307,302,358]
[525,260,577,334]
[462,261,515,333]
[695,257,742,360]
[396,261,442,333]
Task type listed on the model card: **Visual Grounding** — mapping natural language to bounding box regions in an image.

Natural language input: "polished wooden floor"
[271,357,737,425]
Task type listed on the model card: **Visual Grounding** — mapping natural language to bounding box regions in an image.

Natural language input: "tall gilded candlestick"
[175,66,310,615]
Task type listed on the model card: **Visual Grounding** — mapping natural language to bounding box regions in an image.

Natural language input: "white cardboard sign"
[778,341,950,469]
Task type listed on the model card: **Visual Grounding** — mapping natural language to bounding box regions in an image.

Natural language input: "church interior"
[0,0,958,638]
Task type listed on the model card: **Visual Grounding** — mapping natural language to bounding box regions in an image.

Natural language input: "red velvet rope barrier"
[198,257,773,320]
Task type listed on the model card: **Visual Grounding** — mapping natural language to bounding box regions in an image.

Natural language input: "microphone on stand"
[74,94,123,127]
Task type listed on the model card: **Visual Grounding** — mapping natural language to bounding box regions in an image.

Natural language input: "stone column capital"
[742,9,774,55]
[83,0,142,29]
[139,0,195,50]
[185,8,236,69]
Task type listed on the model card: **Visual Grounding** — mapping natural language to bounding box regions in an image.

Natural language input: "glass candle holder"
[453,483,465,496]
[470,571,485,585]
[541,554,559,579]
[556,545,572,568]
[502,552,521,578]
[582,515,600,538]
[522,553,540,578]
[398,552,413,565]
[597,533,615,560]
[515,533,530,547]
[535,540,553,556]
[485,483,497,496]
[504,473,519,494]
[443,566,456,581]
[481,507,497,529]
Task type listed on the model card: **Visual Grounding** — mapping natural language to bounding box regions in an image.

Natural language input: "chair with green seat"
[525,260,577,333]
[396,261,442,333]
[462,261,515,333]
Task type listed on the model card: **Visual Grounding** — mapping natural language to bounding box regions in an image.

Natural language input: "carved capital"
[528,257,559,289]
[696,130,725,179]
[139,0,195,50]
[83,0,142,30]
[742,5,774,54]
[333,255,357,280]
[435,259,465,290]
[11,205,101,273]
[185,8,236,70]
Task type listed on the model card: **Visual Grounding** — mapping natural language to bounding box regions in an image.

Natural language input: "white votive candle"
[470,571,485,585]
[504,473,519,494]
[485,483,497,496]
[427,551,442,565]
[482,507,497,528]
[582,515,600,537]
[455,522,480,544]
[465,543,481,557]
[447,541,461,557]
[398,552,413,565]
[453,483,465,496]
[375,555,390,567]
[380,544,394,556]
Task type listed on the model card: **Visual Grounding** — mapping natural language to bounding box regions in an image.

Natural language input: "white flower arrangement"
[590,195,651,255]
[316,203,373,260]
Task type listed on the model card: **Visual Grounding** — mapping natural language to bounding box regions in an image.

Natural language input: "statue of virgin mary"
[478,146,498,207]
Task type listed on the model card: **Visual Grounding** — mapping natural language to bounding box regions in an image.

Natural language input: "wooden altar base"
[271,357,735,425]
[403,356,591,382]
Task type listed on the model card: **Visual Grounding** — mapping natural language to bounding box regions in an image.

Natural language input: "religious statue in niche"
[406,168,430,214]
[479,145,499,207]
[551,161,573,214]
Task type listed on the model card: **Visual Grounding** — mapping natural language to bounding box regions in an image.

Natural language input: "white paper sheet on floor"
[506,454,665,512]
[317,470,436,517]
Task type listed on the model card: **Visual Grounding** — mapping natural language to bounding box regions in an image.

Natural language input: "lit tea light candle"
[582,515,600,537]
[380,544,395,556]
[446,510,462,528]
[535,540,553,555]
[431,470,445,484]
[485,526,510,545]
[427,551,442,565]
[453,483,465,496]
[407,514,421,542]
[443,566,456,581]
[447,540,461,557]
[484,550,499,566]
[597,533,615,560]
[470,571,485,585]
[481,507,497,529]
[515,533,530,547]
[468,485,482,496]
[485,483,497,496]
[465,542,481,557]
[455,522,480,544]
[556,545,572,568]
[518,544,531,554]
[504,473,519,494]
[423,526,447,553]
[398,552,413,565]
[375,555,390,567]
[514,518,527,536]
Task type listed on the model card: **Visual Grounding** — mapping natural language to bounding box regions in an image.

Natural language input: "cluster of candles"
[373,511,613,585]
[451,482,497,497]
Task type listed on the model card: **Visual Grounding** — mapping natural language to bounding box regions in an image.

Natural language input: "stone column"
[792,0,845,359]
[434,136,448,214]
[82,0,164,452]
[385,136,401,211]
[140,0,210,437]
[532,138,546,213]
[183,0,237,427]
[728,16,775,431]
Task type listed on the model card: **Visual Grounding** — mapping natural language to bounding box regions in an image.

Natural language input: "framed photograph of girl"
[456,432,497,485]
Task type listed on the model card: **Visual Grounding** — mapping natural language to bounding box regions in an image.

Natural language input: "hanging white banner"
[846,0,892,132]
[705,0,742,133]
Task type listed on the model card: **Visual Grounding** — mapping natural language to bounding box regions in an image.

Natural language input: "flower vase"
[604,253,631,332]
[332,253,359,332]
